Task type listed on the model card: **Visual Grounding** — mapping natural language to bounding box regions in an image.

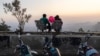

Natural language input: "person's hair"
[55,15,59,18]
[43,14,46,17]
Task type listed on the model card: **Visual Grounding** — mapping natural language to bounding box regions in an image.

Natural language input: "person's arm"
[47,19,50,26]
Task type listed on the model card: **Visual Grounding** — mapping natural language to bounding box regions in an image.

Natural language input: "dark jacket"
[55,17,63,24]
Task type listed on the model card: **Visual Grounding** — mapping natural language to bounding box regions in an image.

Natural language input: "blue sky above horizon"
[0,0,100,31]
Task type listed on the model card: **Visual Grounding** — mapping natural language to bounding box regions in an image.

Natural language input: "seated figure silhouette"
[40,14,51,32]
[52,15,63,32]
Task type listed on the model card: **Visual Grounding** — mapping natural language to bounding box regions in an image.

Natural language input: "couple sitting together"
[40,14,63,32]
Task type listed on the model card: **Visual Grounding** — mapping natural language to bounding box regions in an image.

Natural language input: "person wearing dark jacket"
[54,15,63,24]
[53,15,63,32]
[40,14,51,32]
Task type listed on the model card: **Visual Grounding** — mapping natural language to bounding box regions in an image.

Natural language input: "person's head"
[55,15,59,18]
[43,14,46,17]
[49,16,55,23]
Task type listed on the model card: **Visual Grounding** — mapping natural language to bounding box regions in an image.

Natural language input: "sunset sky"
[0,0,100,31]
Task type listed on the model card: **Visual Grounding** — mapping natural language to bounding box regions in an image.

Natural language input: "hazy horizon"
[0,0,100,31]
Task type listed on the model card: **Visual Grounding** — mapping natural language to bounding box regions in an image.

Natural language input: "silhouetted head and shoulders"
[55,15,61,20]
[40,14,47,20]
[54,15,63,24]
[40,14,50,25]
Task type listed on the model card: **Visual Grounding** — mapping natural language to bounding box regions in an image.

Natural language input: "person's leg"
[42,29,44,32]
[49,26,51,32]
[47,25,51,32]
